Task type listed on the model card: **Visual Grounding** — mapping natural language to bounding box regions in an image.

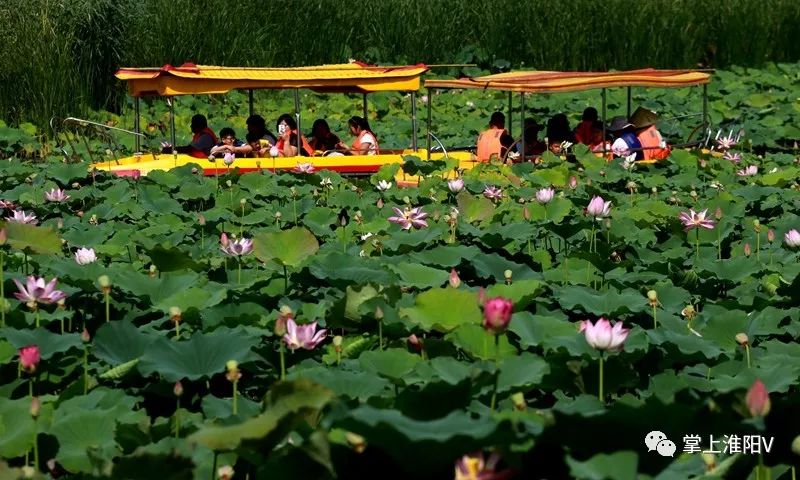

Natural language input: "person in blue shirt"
[607,116,643,160]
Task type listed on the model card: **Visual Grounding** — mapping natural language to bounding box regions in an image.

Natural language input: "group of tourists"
[165,114,380,159]
[475,106,670,162]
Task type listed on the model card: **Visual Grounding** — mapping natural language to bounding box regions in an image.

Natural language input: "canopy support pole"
[168,98,176,153]
[519,92,525,161]
[294,89,301,156]
[702,84,708,129]
[248,89,254,118]
[601,88,607,154]
[507,91,513,137]
[362,93,368,120]
[411,91,418,151]
[134,97,141,153]
[626,87,632,118]
[426,88,432,160]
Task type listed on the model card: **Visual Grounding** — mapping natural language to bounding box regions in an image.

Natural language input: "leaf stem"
[279,342,286,381]
[105,291,110,323]
[0,250,5,327]
[695,228,700,261]
[232,379,238,416]
[652,305,658,329]
[598,355,604,404]
[745,344,751,369]
[83,346,89,394]
[175,397,181,438]
[490,334,500,412]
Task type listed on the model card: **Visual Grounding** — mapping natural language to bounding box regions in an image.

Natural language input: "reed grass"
[2,0,800,127]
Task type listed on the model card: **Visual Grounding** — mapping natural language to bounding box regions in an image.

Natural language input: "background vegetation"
[2,0,800,127]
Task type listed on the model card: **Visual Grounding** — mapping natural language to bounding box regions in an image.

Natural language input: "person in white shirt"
[337,116,380,155]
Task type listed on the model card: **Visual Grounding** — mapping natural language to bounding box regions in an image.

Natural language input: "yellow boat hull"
[91,150,478,186]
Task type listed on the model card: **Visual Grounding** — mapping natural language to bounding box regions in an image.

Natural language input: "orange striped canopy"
[424,68,711,93]
[116,62,429,97]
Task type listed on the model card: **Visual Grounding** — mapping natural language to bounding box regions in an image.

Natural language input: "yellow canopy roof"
[116,62,429,97]
[424,68,712,93]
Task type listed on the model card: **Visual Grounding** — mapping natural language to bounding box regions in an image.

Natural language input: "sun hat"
[630,107,659,129]
[607,116,634,132]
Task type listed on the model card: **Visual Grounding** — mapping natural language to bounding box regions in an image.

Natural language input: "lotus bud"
[681,304,696,321]
[333,335,343,353]
[30,396,40,418]
[735,332,749,346]
[715,207,723,220]
[225,180,232,188]
[504,269,513,285]
[0,228,5,245]
[689,190,698,200]
[191,167,198,174]
[651,187,657,195]
[744,243,751,257]
[174,381,184,397]
[169,306,182,324]
[511,392,526,411]
[746,379,771,417]
[0,298,9,314]
[77,211,84,218]
[198,214,206,226]
[791,435,800,456]
[240,198,246,206]
[701,452,716,471]
[482,297,513,334]
[217,465,235,480]
[376,198,384,208]
[345,432,366,453]
[407,334,422,352]
[767,229,775,243]
[149,264,157,278]
[374,306,384,320]
[98,275,111,294]
[275,305,293,336]
[569,176,578,189]
[647,290,659,307]
[449,268,461,288]
[71,182,81,189]
[21,466,35,479]
[699,158,707,168]
[522,205,530,221]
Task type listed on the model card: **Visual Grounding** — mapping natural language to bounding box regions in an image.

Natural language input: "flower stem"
[237,259,242,285]
[283,265,288,294]
[83,347,89,394]
[175,320,180,340]
[0,250,5,327]
[35,310,40,329]
[598,355,604,404]
[232,379,238,416]
[756,231,761,262]
[104,292,110,323]
[378,317,383,351]
[240,204,245,238]
[652,305,658,329]
[489,335,501,412]
[745,344,751,369]
[695,228,700,261]
[293,197,298,226]
[589,223,595,254]
[717,228,722,261]
[174,397,181,438]
[279,342,286,381]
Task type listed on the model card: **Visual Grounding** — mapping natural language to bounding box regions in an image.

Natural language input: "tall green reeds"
[3,0,800,127]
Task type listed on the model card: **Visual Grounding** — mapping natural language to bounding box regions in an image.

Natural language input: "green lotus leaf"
[189,380,332,451]
[497,352,550,393]
[51,409,119,473]
[456,191,495,223]
[0,328,82,360]
[566,451,639,480]
[254,226,319,267]
[552,285,648,316]
[309,252,396,284]
[288,366,391,401]
[385,262,449,289]
[0,398,36,457]
[400,287,482,332]
[93,321,151,366]
[359,348,422,382]
[3,221,61,254]
[138,327,261,382]
[445,323,517,360]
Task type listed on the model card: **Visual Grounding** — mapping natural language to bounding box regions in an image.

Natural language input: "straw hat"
[607,116,634,132]
[630,107,659,129]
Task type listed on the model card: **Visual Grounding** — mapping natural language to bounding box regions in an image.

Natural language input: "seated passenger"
[162,114,217,158]
[607,116,643,161]
[337,116,380,155]
[274,114,314,157]
[476,111,514,161]
[308,119,343,155]
[246,132,270,158]
[573,107,604,148]
[630,107,670,161]
[210,127,249,158]
[245,115,277,147]
[515,118,546,159]
[546,113,573,154]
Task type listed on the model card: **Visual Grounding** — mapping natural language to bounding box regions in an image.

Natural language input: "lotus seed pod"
[240,198,246,205]
[345,432,366,453]
[274,211,282,219]
[791,435,800,456]
[98,275,111,288]
[647,290,658,302]
[504,269,513,281]
[701,452,716,470]
[217,465,234,480]
[225,360,238,372]
[735,333,749,346]
[402,196,410,205]
[333,335,343,348]
[169,306,182,323]
[226,180,232,188]
[21,466,35,479]
[651,187,657,194]
[511,392,526,410]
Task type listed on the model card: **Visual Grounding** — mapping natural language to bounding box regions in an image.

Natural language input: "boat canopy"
[116,61,429,97]
[424,68,711,93]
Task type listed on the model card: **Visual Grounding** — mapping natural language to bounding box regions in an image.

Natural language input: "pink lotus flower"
[483,186,503,201]
[579,318,629,352]
[586,196,611,220]
[223,152,235,166]
[743,243,752,257]
[746,379,771,417]
[535,187,555,204]
[0,200,15,210]
[678,209,716,231]
[13,276,67,305]
[6,210,37,224]
[292,162,315,174]
[716,134,737,150]
[785,229,800,248]
[283,317,327,351]
[449,268,461,288]
[74,247,97,265]
[388,206,429,230]
[723,152,741,163]
[19,345,40,373]
[736,165,758,177]
[220,233,253,256]
[482,297,513,334]
[569,176,578,189]
[448,178,465,193]
[455,451,513,480]
[44,188,70,203]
